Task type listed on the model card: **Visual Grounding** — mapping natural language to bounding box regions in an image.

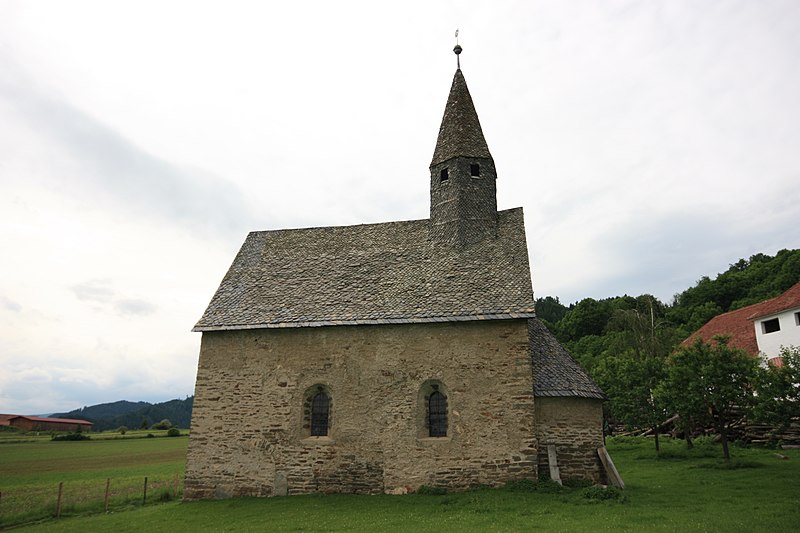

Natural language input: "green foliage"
[54,397,194,432]
[752,346,800,428]
[151,419,173,430]
[146,433,155,438]
[117,426,128,435]
[416,485,447,495]
[657,338,759,461]
[167,428,181,437]
[671,250,800,317]
[51,432,91,441]
[534,296,568,325]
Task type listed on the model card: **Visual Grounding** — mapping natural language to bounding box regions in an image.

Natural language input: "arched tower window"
[428,388,448,437]
[311,391,330,436]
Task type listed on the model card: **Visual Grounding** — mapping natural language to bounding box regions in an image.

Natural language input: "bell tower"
[429,45,498,247]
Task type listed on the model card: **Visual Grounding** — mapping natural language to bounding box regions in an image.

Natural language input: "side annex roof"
[529,319,606,400]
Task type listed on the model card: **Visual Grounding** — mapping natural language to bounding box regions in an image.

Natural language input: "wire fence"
[0,473,183,528]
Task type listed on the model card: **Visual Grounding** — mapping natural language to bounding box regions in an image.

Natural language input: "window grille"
[311,392,329,436]
[428,391,447,437]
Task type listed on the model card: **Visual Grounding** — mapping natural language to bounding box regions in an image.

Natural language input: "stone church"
[184,49,605,500]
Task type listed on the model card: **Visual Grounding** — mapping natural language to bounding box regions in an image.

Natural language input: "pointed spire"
[430,68,492,167]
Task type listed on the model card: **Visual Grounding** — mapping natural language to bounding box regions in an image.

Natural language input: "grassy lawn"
[0,432,187,527]
[5,436,800,532]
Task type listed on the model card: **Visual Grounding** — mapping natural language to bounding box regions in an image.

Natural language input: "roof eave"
[193,312,537,332]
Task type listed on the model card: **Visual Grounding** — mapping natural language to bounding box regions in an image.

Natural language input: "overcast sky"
[1,1,799,415]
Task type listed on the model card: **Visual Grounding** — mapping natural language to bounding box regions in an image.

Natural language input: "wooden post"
[597,446,625,489]
[56,482,63,518]
[173,473,179,498]
[143,476,148,505]
[547,445,562,485]
[104,478,111,512]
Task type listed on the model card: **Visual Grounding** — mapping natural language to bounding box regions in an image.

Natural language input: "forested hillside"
[53,397,194,431]
[538,248,800,377]
[539,248,800,448]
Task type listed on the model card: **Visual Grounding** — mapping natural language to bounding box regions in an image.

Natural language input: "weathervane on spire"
[453,29,462,69]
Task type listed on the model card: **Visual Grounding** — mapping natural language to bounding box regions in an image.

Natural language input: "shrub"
[416,485,447,495]
[152,419,173,430]
[117,426,128,435]
[146,433,155,438]
[167,428,181,437]
[51,432,91,441]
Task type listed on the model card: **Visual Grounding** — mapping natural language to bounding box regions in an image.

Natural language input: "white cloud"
[1,0,799,413]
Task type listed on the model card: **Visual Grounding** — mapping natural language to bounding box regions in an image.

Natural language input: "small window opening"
[311,390,330,436]
[795,312,800,326]
[470,164,480,177]
[440,168,449,182]
[428,387,447,437]
[762,318,780,334]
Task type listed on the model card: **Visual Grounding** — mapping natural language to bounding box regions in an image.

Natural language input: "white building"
[686,281,800,366]
[749,283,800,364]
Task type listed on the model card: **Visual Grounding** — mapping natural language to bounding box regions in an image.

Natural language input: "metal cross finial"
[453,29,462,69]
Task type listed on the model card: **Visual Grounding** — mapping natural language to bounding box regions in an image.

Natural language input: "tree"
[597,307,672,452]
[152,419,173,430]
[753,346,800,430]
[597,353,667,451]
[657,337,759,462]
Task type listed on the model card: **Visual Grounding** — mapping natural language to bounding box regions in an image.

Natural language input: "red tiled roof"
[0,414,14,426]
[683,304,763,356]
[10,415,93,425]
[683,281,800,357]
[747,281,800,320]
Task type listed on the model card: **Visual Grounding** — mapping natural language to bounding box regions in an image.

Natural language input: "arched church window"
[428,389,448,437]
[311,391,330,436]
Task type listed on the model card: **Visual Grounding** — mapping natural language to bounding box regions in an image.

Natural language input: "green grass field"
[4,436,800,531]
[0,431,187,527]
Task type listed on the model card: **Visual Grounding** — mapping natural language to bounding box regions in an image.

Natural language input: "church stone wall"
[184,319,538,499]
[534,397,605,483]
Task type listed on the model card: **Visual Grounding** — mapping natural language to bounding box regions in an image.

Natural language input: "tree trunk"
[654,428,660,453]
[685,434,694,449]
[720,428,731,462]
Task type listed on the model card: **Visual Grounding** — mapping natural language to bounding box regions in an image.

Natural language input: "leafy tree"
[657,337,759,461]
[596,307,673,451]
[152,419,173,430]
[535,296,568,326]
[597,353,667,451]
[753,346,800,430]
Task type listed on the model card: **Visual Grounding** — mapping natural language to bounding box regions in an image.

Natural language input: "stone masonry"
[184,319,538,498]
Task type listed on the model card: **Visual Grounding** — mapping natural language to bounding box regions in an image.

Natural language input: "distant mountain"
[52,397,193,431]
[52,400,149,421]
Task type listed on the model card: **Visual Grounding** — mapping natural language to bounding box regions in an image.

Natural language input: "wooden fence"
[0,474,183,528]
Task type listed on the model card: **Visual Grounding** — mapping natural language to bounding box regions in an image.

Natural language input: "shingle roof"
[430,69,492,167]
[194,208,536,331]
[529,319,606,400]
